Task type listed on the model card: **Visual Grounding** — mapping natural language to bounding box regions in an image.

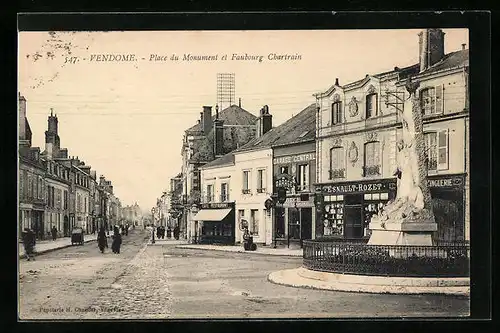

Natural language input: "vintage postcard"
[18,24,471,319]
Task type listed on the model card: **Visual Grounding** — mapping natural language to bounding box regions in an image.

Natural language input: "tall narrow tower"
[217,73,235,110]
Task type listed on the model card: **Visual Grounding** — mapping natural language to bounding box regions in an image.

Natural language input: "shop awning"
[193,208,231,221]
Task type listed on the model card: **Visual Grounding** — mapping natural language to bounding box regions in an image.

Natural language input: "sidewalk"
[148,238,188,246]
[18,234,105,259]
[268,267,470,296]
[175,244,303,257]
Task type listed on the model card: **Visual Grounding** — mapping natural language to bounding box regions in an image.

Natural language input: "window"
[242,170,250,194]
[363,141,381,176]
[257,169,266,193]
[366,93,378,118]
[420,86,444,115]
[425,130,449,170]
[238,209,245,228]
[298,164,309,191]
[424,132,438,171]
[250,209,259,236]
[19,170,24,199]
[64,190,68,210]
[38,177,43,199]
[84,197,87,213]
[280,166,289,175]
[206,184,213,202]
[329,147,345,179]
[220,183,229,201]
[331,101,343,125]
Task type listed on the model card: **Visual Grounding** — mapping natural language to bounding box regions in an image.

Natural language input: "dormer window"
[331,101,343,125]
[366,93,378,119]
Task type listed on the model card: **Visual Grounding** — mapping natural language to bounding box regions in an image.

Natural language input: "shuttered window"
[424,132,438,171]
[437,129,449,170]
[329,147,345,179]
[421,85,444,115]
[363,141,381,176]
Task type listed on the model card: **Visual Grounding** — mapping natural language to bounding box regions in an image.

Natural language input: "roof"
[185,105,257,133]
[419,49,469,75]
[201,152,235,169]
[236,103,317,153]
[316,49,468,96]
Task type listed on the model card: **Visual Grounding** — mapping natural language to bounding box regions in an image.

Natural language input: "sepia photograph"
[17,23,472,319]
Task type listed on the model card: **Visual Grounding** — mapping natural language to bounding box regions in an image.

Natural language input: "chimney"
[18,93,27,140]
[203,106,212,134]
[59,148,68,159]
[48,108,58,134]
[418,28,445,72]
[213,118,225,157]
[200,112,204,129]
[239,98,241,108]
[335,78,339,86]
[215,104,219,119]
[462,43,466,50]
[256,105,272,138]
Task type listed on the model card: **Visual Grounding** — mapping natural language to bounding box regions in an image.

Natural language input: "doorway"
[300,208,312,246]
[344,205,363,238]
[64,216,69,237]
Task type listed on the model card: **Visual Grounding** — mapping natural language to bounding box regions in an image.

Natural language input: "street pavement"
[18,231,469,319]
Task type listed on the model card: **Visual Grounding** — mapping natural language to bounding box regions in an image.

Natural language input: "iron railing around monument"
[302,239,470,277]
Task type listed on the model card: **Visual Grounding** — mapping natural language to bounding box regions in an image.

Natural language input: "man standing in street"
[23,228,36,261]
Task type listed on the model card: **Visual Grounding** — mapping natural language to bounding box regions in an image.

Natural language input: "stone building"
[18,94,46,239]
[314,28,469,241]
[180,103,258,241]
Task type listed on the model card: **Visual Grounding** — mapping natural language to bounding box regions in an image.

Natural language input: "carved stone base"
[368,221,437,246]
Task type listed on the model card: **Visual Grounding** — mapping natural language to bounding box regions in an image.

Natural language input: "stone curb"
[18,237,110,259]
[268,268,470,296]
[174,245,302,257]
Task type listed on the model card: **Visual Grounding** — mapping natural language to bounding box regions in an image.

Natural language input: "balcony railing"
[329,169,345,180]
[257,188,266,194]
[363,165,381,177]
[204,195,214,203]
[242,189,251,194]
[220,194,230,202]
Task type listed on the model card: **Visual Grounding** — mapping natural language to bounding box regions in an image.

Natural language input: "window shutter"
[437,129,449,170]
[435,84,444,113]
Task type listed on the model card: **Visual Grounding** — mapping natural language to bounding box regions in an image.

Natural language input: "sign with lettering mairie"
[273,152,315,165]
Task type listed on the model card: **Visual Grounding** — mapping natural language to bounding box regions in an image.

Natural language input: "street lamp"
[150,207,155,244]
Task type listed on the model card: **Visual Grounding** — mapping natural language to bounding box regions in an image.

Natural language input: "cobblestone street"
[19,229,469,319]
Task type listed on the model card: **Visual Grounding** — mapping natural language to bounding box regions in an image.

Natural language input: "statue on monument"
[372,78,435,224]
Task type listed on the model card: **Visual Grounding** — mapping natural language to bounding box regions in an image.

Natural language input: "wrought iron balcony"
[329,169,346,180]
[242,189,251,194]
[363,165,381,177]
[257,188,266,194]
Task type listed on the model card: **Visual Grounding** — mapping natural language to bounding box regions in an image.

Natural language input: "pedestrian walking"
[23,228,36,261]
[97,227,108,253]
[173,225,180,240]
[51,226,58,241]
[111,227,122,254]
[125,224,129,236]
[156,226,161,239]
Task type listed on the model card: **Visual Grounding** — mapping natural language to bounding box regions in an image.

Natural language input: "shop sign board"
[316,178,397,195]
[273,152,315,165]
[200,202,234,210]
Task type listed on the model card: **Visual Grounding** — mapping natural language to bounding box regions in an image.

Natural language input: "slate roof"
[419,49,469,75]
[201,151,235,169]
[185,105,257,134]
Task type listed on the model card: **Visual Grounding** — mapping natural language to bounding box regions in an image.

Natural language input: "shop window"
[365,93,378,119]
[288,208,300,240]
[220,183,229,202]
[298,164,309,191]
[250,209,259,236]
[331,101,343,125]
[363,141,381,176]
[242,170,250,194]
[257,169,266,193]
[329,147,345,179]
[420,86,444,115]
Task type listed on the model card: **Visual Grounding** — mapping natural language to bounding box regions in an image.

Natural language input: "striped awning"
[192,208,231,221]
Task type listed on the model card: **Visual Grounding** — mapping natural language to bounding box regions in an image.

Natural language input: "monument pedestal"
[368,221,437,246]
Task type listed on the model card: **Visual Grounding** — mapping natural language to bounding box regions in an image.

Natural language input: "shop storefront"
[274,194,315,247]
[193,202,235,245]
[428,173,466,242]
[315,178,397,239]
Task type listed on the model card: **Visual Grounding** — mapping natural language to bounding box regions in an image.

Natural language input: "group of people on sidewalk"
[152,225,180,240]
[97,224,130,254]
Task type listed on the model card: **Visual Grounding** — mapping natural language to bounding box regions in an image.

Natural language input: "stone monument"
[368,78,437,246]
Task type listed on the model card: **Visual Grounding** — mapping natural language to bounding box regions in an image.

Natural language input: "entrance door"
[344,205,363,238]
[64,216,69,237]
[300,208,312,246]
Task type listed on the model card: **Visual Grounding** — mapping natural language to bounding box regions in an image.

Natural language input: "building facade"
[314,28,469,241]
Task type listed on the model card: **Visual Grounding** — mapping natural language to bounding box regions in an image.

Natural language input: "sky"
[18,29,468,210]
